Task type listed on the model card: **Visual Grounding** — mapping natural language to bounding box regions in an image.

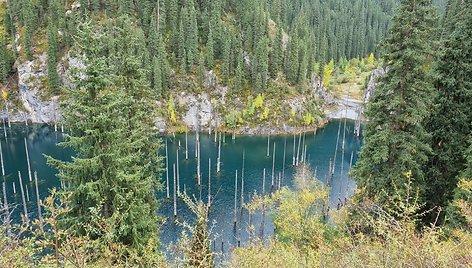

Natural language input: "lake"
[0,120,361,254]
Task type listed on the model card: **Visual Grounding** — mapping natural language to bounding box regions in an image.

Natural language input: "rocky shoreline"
[3,52,385,135]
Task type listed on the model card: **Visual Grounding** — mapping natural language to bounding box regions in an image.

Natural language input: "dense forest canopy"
[0,0,445,96]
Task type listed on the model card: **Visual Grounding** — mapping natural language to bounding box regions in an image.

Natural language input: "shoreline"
[4,115,360,136]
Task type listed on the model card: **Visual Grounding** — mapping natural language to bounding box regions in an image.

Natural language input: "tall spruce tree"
[148,13,159,56]
[206,23,215,68]
[297,41,308,86]
[352,0,436,206]
[235,48,244,92]
[22,0,34,60]
[49,18,162,255]
[47,16,60,94]
[424,0,472,213]
[446,135,472,228]
[186,0,199,67]
[157,32,170,90]
[197,52,205,89]
[285,30,299,85]
[152,55,162,96]
[256,36,269,90]
[222,31,231,85]
[270,27,283,78]
[463,139,472,180]
[167,0,178,52]
[0,29,8,83]
[178,12,187,73]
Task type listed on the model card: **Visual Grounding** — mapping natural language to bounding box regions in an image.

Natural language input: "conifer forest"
[0,0,471,267]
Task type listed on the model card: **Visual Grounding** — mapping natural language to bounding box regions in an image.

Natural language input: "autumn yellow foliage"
[229,165,472,268]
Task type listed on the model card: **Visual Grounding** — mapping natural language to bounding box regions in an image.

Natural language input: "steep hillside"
[0,0,443,133]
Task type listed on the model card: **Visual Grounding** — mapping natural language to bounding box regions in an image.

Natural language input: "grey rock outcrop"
[9,52,86,124]
[16,53,61,124]
[310,75,335,106]
[364,67,386,102]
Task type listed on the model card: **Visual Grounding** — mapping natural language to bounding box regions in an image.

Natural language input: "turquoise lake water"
[0,120,361,253]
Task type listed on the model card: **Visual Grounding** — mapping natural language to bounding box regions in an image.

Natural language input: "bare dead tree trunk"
[18,171,28,223]
[34,171,42,225]
[165,139,169,199]
[173,163,177,218]
[176,149,180,193]
[24,138,32,182]
[260,168,266,239]
[271,142,276,191]
[240,151,245,217]
[233,170,238,228]
[208,158,211,207]
[282,138,286,186]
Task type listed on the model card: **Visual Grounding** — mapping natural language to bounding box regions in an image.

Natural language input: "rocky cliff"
[6,52,340,135]
[15,53,61,124]
[364,67,386,103]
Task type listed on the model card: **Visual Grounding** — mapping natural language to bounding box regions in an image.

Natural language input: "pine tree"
[424,1,472,214]
[49,0,65,33]
[148,13,159,56]
[79,0,88,15]
[352,0,436,206]
[47,16,60,94]
[222,32,231,85]
[210,0,222,58]
[256,37,269,91]
[445,135,472,228]
[297,42,308,86]
[152,55,162,96]
[0,30,8,83]
[186,0,199,67]
[285,30,299,85]
[48,18,162,255]
[235,49,244,92]
[270,27,283,78]
[23,0,34,60]
[64,6,76,48]
[118,0,132,15]
[463,140,472,179]
[306,42,315,81]
[206,23,215,68]
[197,52,205,89]
[157,0,166,32]
[180,48,187,75]
[157,32,170,90]
[178,12,187,73]
[255,73,263,93]
[319,34,328,65]
[167,0,178,52]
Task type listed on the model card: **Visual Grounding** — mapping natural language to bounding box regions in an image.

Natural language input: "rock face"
[8,52,86,124]
[175,70,226,131]
[16,53,61,124]
[9,51,339,134]
[310,75,335,106]
[178,92,214,130]
[364,67,386,103]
